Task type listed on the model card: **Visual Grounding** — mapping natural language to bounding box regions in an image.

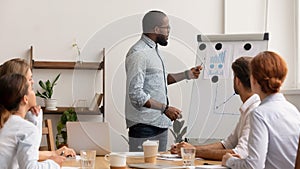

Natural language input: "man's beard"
[157,34,168,46]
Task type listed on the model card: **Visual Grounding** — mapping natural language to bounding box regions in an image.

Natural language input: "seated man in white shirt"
[171,56,261,160]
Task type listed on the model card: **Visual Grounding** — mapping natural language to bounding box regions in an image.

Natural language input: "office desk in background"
[62,156,222,169]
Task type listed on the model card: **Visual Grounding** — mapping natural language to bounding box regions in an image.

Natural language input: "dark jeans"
[128,123,168,152]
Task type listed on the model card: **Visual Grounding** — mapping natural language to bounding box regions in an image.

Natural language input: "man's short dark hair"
[142,10,167,33]
[232,56,252,90]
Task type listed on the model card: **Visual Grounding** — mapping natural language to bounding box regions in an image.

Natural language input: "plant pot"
[45,99,57,111]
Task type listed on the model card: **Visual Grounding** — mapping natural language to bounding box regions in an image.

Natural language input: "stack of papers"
[157,154,182,161]
[195,165,228,169]
[128,163,188,169]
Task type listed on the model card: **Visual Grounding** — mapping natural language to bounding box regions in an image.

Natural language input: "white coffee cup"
[104,153,126,169]
[142,140,159,163]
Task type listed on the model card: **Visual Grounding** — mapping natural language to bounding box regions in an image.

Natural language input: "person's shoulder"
[11,115,37,131]
[128,39,153,55]
[6,115,37,140]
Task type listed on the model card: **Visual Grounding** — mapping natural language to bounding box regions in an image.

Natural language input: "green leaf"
[61,113,68,124]
[180,126,187,136]
[39,81,47,90]
[177,126,187,141]
[171,119,187,143]
[178,120,185,131]
[46,80,51,90]
[173,119,185,133]
[175,137,182,143]
[169,128,177,138]
[57,121,64,134]
[36,91,47,99]
[41,91,48,98]
[52,73,61,86]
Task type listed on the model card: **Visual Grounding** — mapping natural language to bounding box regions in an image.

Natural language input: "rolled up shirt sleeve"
[126,51,151,109]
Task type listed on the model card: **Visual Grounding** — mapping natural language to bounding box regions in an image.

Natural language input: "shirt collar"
[141,34,156,48]
[261,93,285,105]
[240,94,260,114]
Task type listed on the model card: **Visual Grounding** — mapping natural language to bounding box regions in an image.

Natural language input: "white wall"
[1,0,299,151]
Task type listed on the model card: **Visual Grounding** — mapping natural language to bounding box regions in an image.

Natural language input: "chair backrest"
[295,136,300,169]
[39,119,55,151]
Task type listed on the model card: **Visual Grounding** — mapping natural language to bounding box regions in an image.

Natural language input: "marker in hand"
[177,113,182,119]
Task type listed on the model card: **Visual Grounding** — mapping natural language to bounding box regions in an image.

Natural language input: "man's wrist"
[161,104,169,114]
[185,70,190,80]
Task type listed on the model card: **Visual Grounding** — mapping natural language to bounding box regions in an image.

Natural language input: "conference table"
[62,153,222,169]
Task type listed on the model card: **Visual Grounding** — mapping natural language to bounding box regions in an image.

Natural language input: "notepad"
[196,164,228,169]
[128,163,187,169]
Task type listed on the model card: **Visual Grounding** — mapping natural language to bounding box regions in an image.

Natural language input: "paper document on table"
[196,164,228,169]
[65,155,81,161]
[114,152,144,157]
[157,154,203,161]
[128,163,187,169]
[157,154,182,161]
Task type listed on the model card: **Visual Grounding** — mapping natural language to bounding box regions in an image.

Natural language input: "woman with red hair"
[222,51,300,169]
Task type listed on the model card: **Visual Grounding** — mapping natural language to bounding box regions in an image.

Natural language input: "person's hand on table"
[222,152,241,166]
[170,143,178,154]
[56,146,76,157]
[174,142,194,156]
[49,155,66,167]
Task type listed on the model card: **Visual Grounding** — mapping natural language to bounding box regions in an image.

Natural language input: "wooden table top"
[63,155,222,169]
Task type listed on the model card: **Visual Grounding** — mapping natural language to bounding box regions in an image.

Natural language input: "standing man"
[125,10,202,152]
[171,56,261,160]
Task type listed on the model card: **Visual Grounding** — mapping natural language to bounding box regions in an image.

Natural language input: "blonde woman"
[0,74,65,168]
[0,58,76,161]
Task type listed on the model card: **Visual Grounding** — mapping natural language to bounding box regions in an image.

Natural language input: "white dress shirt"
[221,94,261,158]
[226,93,300,169]
[25,109,43,144]
[0,115,59,169]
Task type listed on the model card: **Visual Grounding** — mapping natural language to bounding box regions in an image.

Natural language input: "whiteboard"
[187,33,268,141]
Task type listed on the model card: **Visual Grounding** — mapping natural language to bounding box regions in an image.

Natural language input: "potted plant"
[170,119,187,143]
[36,73,61,110]
[56,108,77,148]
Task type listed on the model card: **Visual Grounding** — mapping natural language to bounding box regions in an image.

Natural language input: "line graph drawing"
[187,33,269,140]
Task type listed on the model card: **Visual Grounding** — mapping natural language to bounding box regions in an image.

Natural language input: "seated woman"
[222,51,300,169]
[0,74,64,168]
[0,58,76,161]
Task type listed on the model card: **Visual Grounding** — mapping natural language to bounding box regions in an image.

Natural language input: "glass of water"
[80,150,96,169]
[181,147,196,166]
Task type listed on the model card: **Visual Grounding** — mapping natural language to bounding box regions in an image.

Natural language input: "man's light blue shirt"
[125,34,172,128]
